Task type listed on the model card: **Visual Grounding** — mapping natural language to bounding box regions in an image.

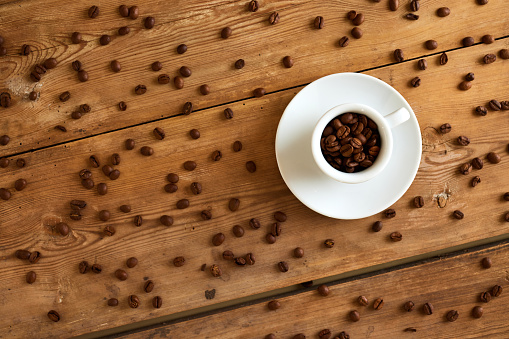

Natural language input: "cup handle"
[383,107,410,129]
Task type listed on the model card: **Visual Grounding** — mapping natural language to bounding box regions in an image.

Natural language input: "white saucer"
[275,73,422,220]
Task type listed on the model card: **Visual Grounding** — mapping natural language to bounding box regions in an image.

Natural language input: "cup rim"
[311,103,393,184]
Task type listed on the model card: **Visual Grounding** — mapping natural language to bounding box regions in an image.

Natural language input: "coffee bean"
[489,99,501,111]
[425,40,438,50]
[317,284,329,296]
[189,182,202,195]
[459,162,472,175]
[43,59,57,71]
[115,269,128,281]
[99,35,111,46]
[457,136,470,146]
[173,44,188,56]
[184,160,197,171]
[157,214,173,227]
[47,310,60,322]
[0,134,9,146]
[135,85,147,95]
[30,71,41,82]
[471,176,481,187]
[292,247,304,258]
[423,302,434,315]
[15,250,31,260]
[475,106,487,116]
[273,211,287,222]
[152,296,162,308]
[504,192,509,201]
[352,13,364,25]
[221,108,234,121]
[437,7,450,17]
[79,261,90,275]
[176,199,190,209]
[481,257,492,268]
[500,49,509,59]
[501,101,509,110]
[95,182,107,195]
[351,27,363,39]
[15,158,25,168]
[59,91,71,102]
[384,209,396,218]
[482,34,495,44]
[373,297,384,310]
[26,271,36,284]
[102,225,115,237]
[110,60,121,72]
[480,291,492,303]
[390,231,402,242]
[157,74,170,84]
[199,210,211,221]
[453,210,464,219]
[357,295,369,306]
[483,54,496,64]
[405,13,419,20]
[245,218,259,230]
[293,334,306,339]
[125,138,135,150]
[118,4,129,17]
[338,36,349,47]
[98,210,111,222]
[477,0,488,4]
[107,298,119,307]
[21,44,31,55]
[88,5,99,18]
[439,53,448,65]
[144,16,155,29]
[462,36,475,47]
[14,178,27,191]
[491,285,503,297]
[102,165,113,177]
[234,59,245,69]
[128,295,140,308]
[71,111,82,120]
[389,0,399,11]
[133,215,143,227]
[28,251,41,264]
[268,12,280,24]
[0,158,9,168]
[70,200,87,210]
[271,222,282,236]
[253,88,266,97]
[394,49,404,62]
[143,280,154,293]
[129,6,139,19]
[182,101,193,115]
[81,178,94,189]
[246,161,257,173]
[151,61,162,71]
[403,301,415,312]
[210,264,222,277]
[140,146,154,156]
[413,196,424,208]
[171,256,185,267]
[233,140,243,152]
[472,306,483,318]
[446,310,459,322]
[78,70,89,82]
[56,222,69,236]
[347,11,357,20]
[200,84,210,95]
[28,91,38,101]
[410,77,421,87]
[338,332,350,339]
[227,198,240,213]
[465,72,475,81]
[220,27,232,39]
[314,16,324,29]
[283,56,294,68]
[324,239,335,248]
[117,26,130,36]
[153,127,165,140]
[222,250,235,260]
[233,225,244,237]
[278,261,289,272]
[235,257,247,266]
[87,155,100,168]
[268,300,280,310]
[174,76,184,89]
[318,329,331,339]
[90,263,102,274]
[349,310,360,322]
[487,152,500,164]
[71,32,82,44]
[372,221,383,232]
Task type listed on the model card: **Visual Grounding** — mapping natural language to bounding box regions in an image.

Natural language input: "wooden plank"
[1,39,508,337]
[1,0,509,154]
[119,241,509,338]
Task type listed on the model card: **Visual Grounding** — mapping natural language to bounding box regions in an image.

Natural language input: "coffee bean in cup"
[320,112,380,173]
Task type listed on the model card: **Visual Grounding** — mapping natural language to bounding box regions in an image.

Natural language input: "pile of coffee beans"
[320,113,380,173]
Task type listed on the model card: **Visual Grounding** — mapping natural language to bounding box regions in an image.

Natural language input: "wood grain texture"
[1,38,509,337]
[0,0,508,154]
[120,241,509,338]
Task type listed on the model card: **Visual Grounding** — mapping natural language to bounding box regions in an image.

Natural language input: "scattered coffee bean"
[489,99,501,111]
[423,302,434,315]
[317,284,330,296]
[221,27,232,39]
[390,231,402,241]
[410,77,421,87]
[273,211,287,222]
[436,7,450,17]
[471,157,483,170]
[487,152,500,164]
[288,247,303,260]
[278,261,289,272]
[153,127,165,140]
[176,199,190,209]
[349,310,360,322]
[338,332,350,339]
[151,61,162,72]
[483,54,496,64]
[118,26,131,35]
[47,310,60,322]
[409,0,420,10]
[404,301,415,312]
[210,264,222,277]
[200,84,210,95]
[177,43,188,54]
[385,209,396,218]
[212,232,225,246]
[144,16,155,29]
[347,11,357,20]
[183,101,193,115]
[394,49,404,62]
[174,76,184,89]
[351,27,363,39]
[108,298,119,306]
[16,158,26,168]
[482,34,495,44]
[266,233,276,244]
[338,36,349,47]
[459,162,472,175]
[389,0,399,11]
[324,239,335,248]
[314,16,324,29]
[253,88,266,97]
[15,250,31,260]
[500,49,509,59]
[21,44,31,55]
[118,101,127,111]
[99,35,111,46]
[457,136,470,146]
[26,271,36,284]
[471,176,481,187]
[504,192,509,201]
[59,91,71,102]
[158,74,170,84]
[103,225,115,237]
[102,165,113,177]
[481,257,492,268]
[184,160,197,171]
[425,40,438,50]
[30,71,41,82]
[91,264,102,274]
[439,52,448,65]
[453,210,465,219]
[14,178,27,191]
[222,108,234,120]
[228,198,240,211]
[115,269,128,281]
[462,36,475,47]
[126,257,138,268]
[118,4,129,17]
[472,306,483,318]
[34,64,47,75]
[358,295,369,306]
[97,183,108,195]
[233,140,243,152]
[128,295,140,308]
[491,285,503,297]
[44,58,57,70]
[480,291,492,303]
[501,101,509,110]
[29,91,38,101]
[78,70,89,82]
[88,5,99,18]
[446,310,459,322]
[71,32,82,44]
[129,6,139,19]
[125,139,135,150]
[373,297,384,310]
[372,221,383,232]
[245,161,257,173]
[210,150,222,161]
[268,11,280,25]
[283,56,294,68]
[235,257,247,266]
[71,111,82,120]
[477,0,488,4]
[189,129,200,140]
[271,222,282,236]
[413,196,424,208]
[152,296,162,308]
[143,280,154,293]
[318,329,331,339]
[81,179,94,189]
[135,85,147,95]
[134,215,143,227]
[56,222,69,236]
[465,72,475,81]
[268,300,280,310]
[110,60,121,72]
[159,215,173,226]
[222,250,235,260]
[234,59,245,69]
[352,13,364,25]
[0,158,9,168]
[140,146,154,156]
[247,218,260,230]
[233,225,244,237]
[405,13,419,20]
[28,251,41,264]
[173,256,186,267]
[475,106,487,116]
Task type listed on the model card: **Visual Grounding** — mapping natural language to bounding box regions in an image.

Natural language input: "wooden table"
[0,0,508,338]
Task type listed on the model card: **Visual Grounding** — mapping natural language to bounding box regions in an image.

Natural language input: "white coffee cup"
[311,103,410,184]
